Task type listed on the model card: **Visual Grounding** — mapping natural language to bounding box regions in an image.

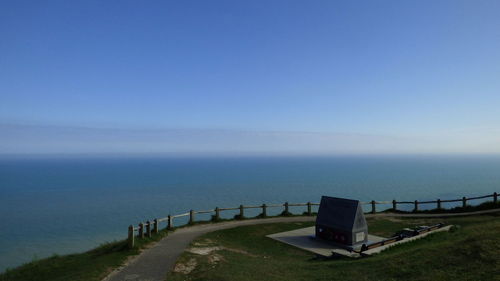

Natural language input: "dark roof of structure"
[316,196,366,231]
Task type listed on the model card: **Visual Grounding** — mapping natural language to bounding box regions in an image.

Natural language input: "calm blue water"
[1,155,500,271]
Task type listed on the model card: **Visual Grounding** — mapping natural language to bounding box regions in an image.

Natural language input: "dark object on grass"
[360,223,446,252]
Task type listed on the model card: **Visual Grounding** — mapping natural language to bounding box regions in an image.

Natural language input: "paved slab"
[267,225,453,258]
[267,226,384,257]
[361,225,453,255]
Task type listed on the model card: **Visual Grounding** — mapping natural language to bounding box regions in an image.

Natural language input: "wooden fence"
[127,191,499,248]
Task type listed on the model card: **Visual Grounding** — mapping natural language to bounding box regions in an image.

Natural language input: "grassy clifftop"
[1,202,499,281]
[168,214,500,281]
[0,229,169,281]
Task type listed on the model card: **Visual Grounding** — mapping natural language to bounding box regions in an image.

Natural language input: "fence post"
[437,199,441,209]
[189,210,195,224]
[392,200,397,211]
[128,225,135,248]
[167,215,173,230]
[462,197,467,208]
[494,192,498,204]
[307,202,312,215]
[284,202,289,214]
[371,200,376,214]
[139,223,144,238]
[414,200,419,212]
[239,205,244,218]
[146,220,151,237]
[153,219,159,234]
[215,207,220,221]
[262,204,267,217]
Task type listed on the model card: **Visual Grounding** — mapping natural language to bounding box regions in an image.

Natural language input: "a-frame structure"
[315,196,368,247]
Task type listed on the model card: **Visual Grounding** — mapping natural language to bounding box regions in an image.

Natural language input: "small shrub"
[234,214,245,220]
[280,211,292,217]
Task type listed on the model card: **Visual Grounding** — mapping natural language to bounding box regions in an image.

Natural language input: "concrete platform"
[267,227,384,257]
[361,225,453,255]
[267,225,452,258]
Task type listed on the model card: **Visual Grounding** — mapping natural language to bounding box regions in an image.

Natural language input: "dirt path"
[103,208,500,281]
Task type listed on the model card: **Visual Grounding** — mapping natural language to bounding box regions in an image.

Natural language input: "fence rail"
[127,191,499,248]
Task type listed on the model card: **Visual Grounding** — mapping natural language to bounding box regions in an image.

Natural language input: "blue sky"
[1,0,500,155]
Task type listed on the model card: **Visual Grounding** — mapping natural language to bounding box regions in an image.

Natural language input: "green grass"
[167,214,500,281]
[2,202,499,281]
[0,229,169,281]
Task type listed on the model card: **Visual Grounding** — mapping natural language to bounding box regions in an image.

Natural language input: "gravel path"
[103,216,315,281]
[103,208,500,281]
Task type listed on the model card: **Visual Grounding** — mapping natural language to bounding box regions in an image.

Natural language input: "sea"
[1,155,500,271]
